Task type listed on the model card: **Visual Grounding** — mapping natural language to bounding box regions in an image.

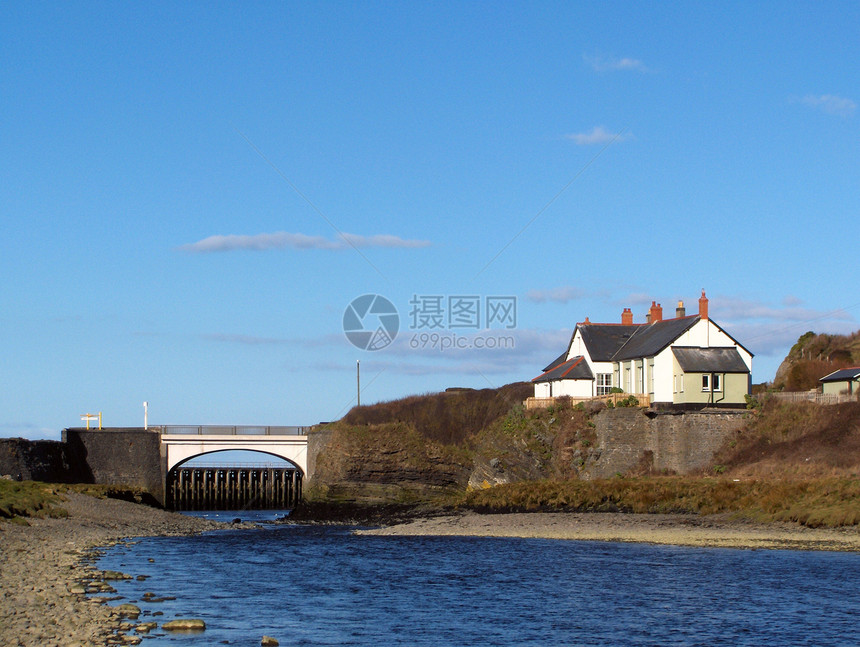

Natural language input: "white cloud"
[584,55,647,73]
[709,295,854,324]
[525,286,587,304]
[704,294,857,364]
[799,94,856,117]
[179,231,431,253]
[200,332,343,347]
[781,295,804,307]
[314,327,572,379]
[565,126,631,146]
[200,333,292,345]
[0,423,61,441]
[621,292,656,307]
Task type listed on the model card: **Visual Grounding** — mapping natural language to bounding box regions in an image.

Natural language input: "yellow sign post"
[80,412,102,429]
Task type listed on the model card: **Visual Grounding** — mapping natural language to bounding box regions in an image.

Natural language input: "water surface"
[98,524,860,646]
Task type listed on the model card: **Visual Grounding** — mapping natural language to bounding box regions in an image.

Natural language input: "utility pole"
[356,360,361,407]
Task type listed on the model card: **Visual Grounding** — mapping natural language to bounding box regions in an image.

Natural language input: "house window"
[702,373,723,391]
[596,373,612,396]
[702,374,722,392]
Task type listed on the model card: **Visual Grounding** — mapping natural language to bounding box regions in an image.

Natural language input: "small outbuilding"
[819,367,860,396]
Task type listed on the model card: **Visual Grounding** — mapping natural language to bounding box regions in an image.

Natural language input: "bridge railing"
[157,425,309,436]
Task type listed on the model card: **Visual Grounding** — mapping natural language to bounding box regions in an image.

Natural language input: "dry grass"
[713,400,860,478]
[343,382,533,445]
[457,477,860,528]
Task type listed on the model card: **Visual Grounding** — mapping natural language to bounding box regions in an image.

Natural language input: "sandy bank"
[0,492,230,647]
[357,511,860,552]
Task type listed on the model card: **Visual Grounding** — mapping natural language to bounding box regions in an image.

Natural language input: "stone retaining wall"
[63,429,165,504]
[0,437,89,482]
[588,409,746,478]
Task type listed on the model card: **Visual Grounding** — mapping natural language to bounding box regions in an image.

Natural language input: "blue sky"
[2,2,859,439]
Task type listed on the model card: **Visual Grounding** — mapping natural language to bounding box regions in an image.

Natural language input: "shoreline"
[4,497,860,646]
[0,491,232,646]
[356,511,860,552]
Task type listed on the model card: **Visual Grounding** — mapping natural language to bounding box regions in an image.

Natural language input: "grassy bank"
[0,480,157,524]
[0,479,68,522]
[456,476,860,528]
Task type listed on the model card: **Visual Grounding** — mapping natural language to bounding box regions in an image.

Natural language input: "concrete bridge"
[159,425,308,474]
[62,425,309,510]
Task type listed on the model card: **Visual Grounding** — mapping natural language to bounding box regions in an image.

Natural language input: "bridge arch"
[162,432,307,475]
[172,449,303,473]
[160,429,308,511]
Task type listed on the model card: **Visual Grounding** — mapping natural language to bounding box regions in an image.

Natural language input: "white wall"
[566,328,584,360]
[533,378,594,398]
[652,349,676,402]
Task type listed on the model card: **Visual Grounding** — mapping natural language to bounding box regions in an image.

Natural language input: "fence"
[157,425,309,436]
[525,393,651,410]
[764,392,859,406]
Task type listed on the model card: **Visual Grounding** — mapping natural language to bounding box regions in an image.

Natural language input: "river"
[96,515,860,646]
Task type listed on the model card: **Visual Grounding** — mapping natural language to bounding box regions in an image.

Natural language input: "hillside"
[773,330,860,391]
[341,383,533,445]
[711,398,860,478]
[306,382,860,527]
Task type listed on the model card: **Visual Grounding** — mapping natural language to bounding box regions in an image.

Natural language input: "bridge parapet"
[160,431,309,476]
[155,425,309,436]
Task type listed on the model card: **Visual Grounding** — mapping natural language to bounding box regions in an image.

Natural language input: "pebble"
[163,618,206,631]
[0,491,228,647]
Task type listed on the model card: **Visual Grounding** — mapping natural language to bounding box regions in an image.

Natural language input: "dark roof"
[672,347,750,373]
[577,324,642,361]
[532,356,594,383]
[543,351,569,373]
[613,316,700,361]
[820,367,860,383]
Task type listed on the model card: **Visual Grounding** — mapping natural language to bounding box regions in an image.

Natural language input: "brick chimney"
[621,308,633,325]
[676,300,686,318]
[698,289,709,320]
[649,301,663,323]
[583,317,591,324]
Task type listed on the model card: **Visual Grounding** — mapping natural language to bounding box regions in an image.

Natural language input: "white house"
[533,291,753,408]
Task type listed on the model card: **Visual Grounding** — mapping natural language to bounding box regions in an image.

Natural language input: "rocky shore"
[0,492,230,647]
[358,511,860,552]
[4,493,860,646]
